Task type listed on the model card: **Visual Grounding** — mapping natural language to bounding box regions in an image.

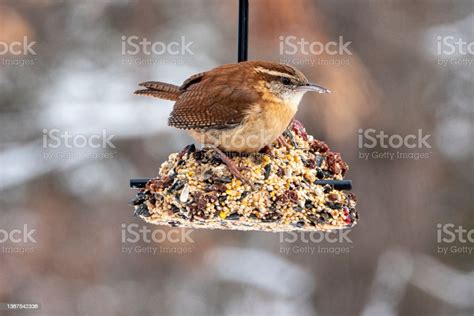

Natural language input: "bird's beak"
[297,83,331,94]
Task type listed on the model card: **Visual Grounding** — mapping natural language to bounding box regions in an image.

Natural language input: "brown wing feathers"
[168,87,258,130]
[135,62,260,130]
[168,90,243,130]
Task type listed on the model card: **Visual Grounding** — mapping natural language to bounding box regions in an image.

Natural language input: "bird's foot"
[211,146,255,190]
[276,135,291,150]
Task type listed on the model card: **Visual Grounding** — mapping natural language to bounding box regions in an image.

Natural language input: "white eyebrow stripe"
[255,66,297,80]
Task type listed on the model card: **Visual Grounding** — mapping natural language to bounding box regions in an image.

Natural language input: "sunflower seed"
[169,180,184,192]
[293,206,303,212]
[264,164,272,179]
[294,221,305,228]
[202,169,214,181]
[134,204,151,217]
[315,154,324,167]
[226,213,240,220]
[128,195,145,206]
[215,176,232,183]
[179,184,190,203]
[237,191,250,201]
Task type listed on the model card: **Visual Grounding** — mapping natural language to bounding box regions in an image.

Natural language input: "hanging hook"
[238,0,249,62]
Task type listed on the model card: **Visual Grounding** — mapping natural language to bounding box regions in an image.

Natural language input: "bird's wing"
[168,86,259,130]
[179,63,240,91]
[179,72,207,91]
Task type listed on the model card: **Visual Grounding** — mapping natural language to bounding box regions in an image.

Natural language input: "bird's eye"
[280,77,291,85]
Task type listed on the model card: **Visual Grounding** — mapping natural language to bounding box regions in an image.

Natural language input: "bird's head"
[248,61,330,111]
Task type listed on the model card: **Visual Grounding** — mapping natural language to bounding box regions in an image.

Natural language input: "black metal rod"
[315,180,352,191]
[130,179,153,189]
[130,179,352,191]
[238,0,249,62]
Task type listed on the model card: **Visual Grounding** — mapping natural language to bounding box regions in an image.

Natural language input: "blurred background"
[0,0,473,315]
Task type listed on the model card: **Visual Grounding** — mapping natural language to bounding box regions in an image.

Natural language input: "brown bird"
[135,60,330,185]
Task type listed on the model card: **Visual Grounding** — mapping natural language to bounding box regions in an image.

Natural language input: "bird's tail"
[134,81,180,101]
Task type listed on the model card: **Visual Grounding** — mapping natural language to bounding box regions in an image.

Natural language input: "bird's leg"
[177,144,196,160]
[210,146,255,189]
[223,151,251,173]
[276,135,291,150]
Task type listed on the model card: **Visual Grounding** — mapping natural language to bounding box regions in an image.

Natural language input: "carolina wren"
[135,60,330,184]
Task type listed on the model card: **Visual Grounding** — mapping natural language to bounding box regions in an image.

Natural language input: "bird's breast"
[188,100,296,153]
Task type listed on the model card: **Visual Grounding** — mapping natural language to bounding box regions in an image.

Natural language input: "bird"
[134,60,330,186]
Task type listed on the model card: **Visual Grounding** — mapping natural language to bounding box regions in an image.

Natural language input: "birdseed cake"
[130,120,358,232]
